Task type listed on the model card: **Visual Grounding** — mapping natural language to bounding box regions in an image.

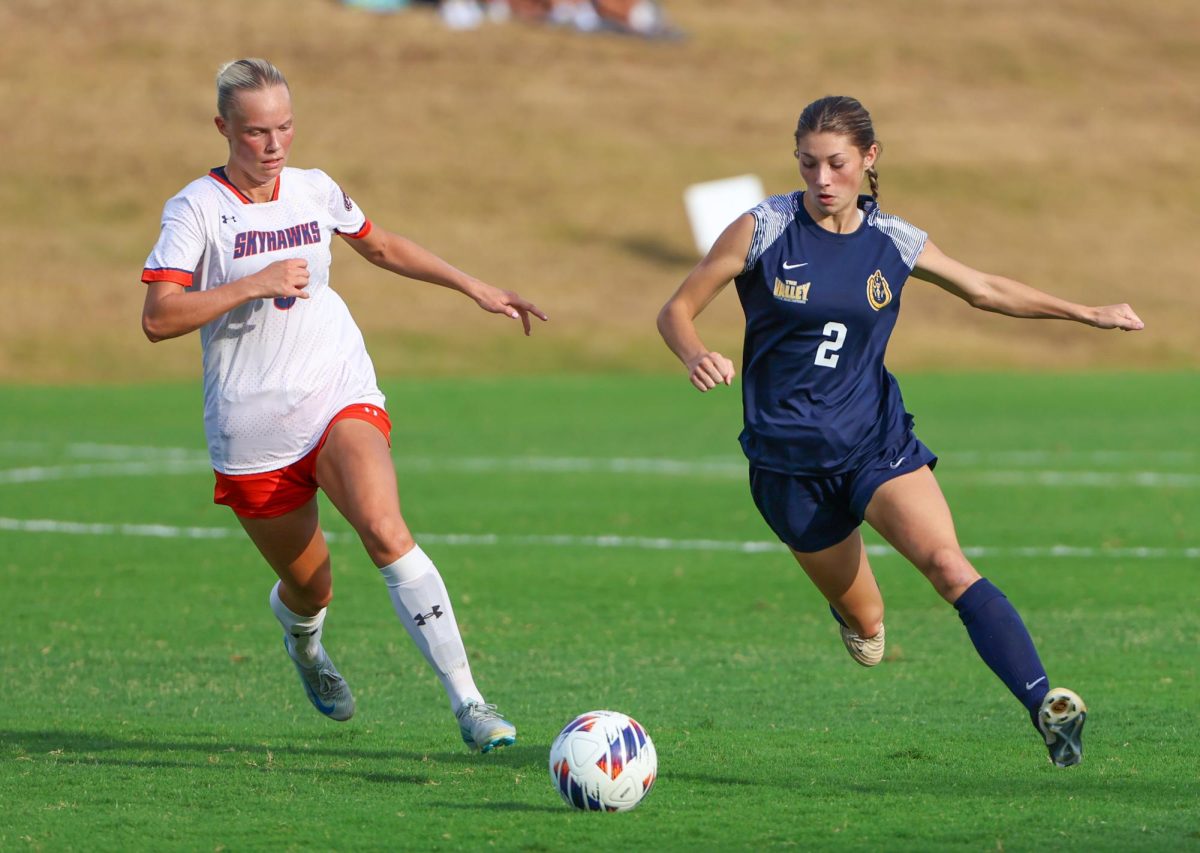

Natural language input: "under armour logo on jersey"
[222,214,237,224]
[413,605,444,626]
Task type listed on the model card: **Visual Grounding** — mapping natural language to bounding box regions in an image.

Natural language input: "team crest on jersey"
[866,270,892,311]
[773,277,810,304]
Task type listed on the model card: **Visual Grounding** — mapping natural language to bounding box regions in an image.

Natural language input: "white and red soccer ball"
[548,710,657,812]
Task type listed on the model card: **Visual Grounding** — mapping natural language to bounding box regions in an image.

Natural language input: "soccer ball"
[548,710,658,812]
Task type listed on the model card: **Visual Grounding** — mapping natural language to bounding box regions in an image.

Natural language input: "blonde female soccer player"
[657,95,1143,766]
[141,58,547,752]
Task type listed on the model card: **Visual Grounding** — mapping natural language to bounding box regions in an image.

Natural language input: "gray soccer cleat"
[840,623,886,667]
[284,636,355,722]
[456,700,517,753]
[1036,687,1087,767]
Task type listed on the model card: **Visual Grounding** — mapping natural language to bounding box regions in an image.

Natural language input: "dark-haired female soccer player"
[141,58,546,751]
[657,95,1143,767]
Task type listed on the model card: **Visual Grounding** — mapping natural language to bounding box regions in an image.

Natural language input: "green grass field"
[2,374,1198,851]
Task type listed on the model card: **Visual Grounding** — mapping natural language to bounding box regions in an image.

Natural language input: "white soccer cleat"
[840,623,886,667]
[1036,687,1087,767]
[456,700,517,753]
[284,636,355,722]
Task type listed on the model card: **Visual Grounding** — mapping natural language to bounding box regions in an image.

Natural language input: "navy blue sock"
[954,578,1050,713]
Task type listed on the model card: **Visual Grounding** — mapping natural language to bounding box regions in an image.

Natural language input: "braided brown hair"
[795,96,881,201]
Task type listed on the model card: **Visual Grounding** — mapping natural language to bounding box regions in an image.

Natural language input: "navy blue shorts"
[749,432,938,553]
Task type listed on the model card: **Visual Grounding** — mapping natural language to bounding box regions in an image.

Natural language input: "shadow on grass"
[615,234,696,268]
[2,728,546,784]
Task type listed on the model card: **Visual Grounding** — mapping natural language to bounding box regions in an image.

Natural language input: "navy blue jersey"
[734,191,928,475]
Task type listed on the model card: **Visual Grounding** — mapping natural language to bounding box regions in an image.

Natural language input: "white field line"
[969,471,1200,487]
[396,459,1200,487]
[0,441,1197,467]
[948,450,1199,466]
[0,442,1197,486]
[0,516,1196,560]
[396,456,748,476]
[1,456,1197,488]
[0,460,210,484]
[61,443,203,461]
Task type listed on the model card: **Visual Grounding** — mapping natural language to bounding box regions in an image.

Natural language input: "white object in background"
[683,174,765,256]
[440,0,484,29]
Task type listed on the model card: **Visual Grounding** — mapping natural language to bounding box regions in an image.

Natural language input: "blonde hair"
[216,58,289,120]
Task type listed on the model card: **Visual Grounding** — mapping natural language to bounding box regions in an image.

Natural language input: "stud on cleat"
[1036,687,1086,767]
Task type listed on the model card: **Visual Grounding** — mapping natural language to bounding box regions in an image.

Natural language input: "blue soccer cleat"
[283,635,355,722]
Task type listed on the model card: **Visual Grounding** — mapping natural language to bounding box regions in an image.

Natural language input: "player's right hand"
[686,351,735,392]
[254,258,310,299]
[1090,303,1144,331]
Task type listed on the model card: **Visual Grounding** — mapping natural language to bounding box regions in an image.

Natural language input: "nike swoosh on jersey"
[888,456,907,469]
[782,261,808,269]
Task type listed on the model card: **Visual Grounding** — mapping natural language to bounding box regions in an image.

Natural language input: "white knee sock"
[379,545,482,712]
[269,581,326,665]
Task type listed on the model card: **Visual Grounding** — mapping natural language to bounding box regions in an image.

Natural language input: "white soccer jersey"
[142,166,386,474]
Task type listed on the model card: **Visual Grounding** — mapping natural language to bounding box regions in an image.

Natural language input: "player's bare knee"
[360,515,414,565]
[922,546,978,601]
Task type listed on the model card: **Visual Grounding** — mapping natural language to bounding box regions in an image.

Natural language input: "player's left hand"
[475,285,549,335]
[1090,303,1144,331]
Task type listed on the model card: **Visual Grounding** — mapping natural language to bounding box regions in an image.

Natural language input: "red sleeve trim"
[338,219,373,240]
[142,268,194,286]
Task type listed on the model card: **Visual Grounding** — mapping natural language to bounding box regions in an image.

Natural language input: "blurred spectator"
[386,0,678,36]
[342,0,412,11]
[503,0,676,35]
[592,0,674,36]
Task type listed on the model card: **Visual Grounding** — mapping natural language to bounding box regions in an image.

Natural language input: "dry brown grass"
[2,0,1197,382]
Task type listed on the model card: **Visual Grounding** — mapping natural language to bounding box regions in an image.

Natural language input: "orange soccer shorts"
[213,403,392,519]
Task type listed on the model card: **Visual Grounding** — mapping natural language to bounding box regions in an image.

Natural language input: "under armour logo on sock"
[413,605,444,626]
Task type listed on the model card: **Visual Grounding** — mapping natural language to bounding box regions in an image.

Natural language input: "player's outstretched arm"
[141,259,311,342]
[343,227,548,335]
[656,214,753,392]
[911,240,1144,331]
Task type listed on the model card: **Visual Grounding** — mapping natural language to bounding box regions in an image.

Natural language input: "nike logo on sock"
[1025,676,1047,691]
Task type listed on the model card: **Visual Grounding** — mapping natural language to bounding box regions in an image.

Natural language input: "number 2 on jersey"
[814,322,847,368]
